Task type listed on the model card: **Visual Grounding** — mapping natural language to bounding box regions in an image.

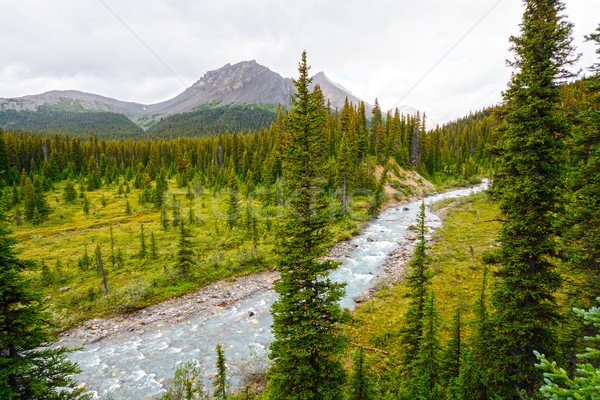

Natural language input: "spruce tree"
[82,194,90,215]
[563,25,600,300]
[139,223,146,258]
[441,304,463,386]
[410,292,442,400]
[0,209,90,399]
[226,169,240,229]
[153,167,168,208]
[346,347,376,400]
[213,343,228,400]
[484,0,577,396]
[177,220,194,278]
[161,207,169,231]
[535,301,600,398]
[63,178,77,203]
[399,201,433,373]
[267,51,348,400]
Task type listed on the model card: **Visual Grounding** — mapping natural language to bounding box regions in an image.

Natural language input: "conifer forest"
[1,0,599,399]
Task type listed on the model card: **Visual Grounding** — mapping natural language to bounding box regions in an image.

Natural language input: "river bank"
[57,181,480,348]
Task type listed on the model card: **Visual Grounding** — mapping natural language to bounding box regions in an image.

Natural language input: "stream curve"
[64,182,488,399]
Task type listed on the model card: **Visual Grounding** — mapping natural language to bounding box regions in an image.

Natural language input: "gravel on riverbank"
[57,191,461,347]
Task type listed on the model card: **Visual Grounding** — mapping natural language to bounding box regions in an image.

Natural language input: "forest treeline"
[145,103,281,139]
[0,97,495,203]
[0,108,144,139]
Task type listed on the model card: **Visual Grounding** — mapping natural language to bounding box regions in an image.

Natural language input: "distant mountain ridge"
[0,60,374,131]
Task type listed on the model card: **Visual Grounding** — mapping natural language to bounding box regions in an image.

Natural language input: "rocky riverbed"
[56,238,366,346]
[57,198,450,347]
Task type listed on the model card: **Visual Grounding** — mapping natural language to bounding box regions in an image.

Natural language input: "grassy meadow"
[344,191,502,370]
[13,177,372,331]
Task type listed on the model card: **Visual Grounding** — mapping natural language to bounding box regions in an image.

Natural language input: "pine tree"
[484,0,577,396]
[213,343,228,400]
[399,201,433,373]
[535,301,600,398]
[563,25,600,301]
[63,178,77,203]
[226,169,240,229]
[177,220,194,278]
[268,51,348,400]
[337,131,352,215]
[410,292,442,400]
[0,209,90,399]
[441,304,463,386]
[82,194,90,215]
[346,347,377,400]
[153,167,168,208]
[139,223,146,258]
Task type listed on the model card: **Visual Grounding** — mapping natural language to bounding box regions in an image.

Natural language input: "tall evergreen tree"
[62,178,77,203]
[0,208,90,399]
[177,220,194,278]
[346,347,377,400]
[150,231,158,260]
[268,51,348,400]
[139,223,146,258]
[563,25,600,300]
[399,201,433,373]
[441,304,463,386]
[226,169,240,229]
[484,0,577,396]
[213,343,228,400]
[410,291,442,400]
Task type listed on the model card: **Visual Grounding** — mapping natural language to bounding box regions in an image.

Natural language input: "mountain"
[0,90,146,117]
[0,60,394,136]
[145,60,294,117]
[311,71,370,111]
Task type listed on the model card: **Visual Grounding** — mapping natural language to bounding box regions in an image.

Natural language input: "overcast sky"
[0,0,597,125]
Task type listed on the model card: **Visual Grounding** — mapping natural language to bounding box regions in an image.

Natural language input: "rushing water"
[66,182,488,399]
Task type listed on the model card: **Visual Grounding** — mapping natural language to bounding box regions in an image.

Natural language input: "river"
[66,181,488,399]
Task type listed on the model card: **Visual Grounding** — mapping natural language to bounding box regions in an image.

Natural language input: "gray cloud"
[0,0,597,125]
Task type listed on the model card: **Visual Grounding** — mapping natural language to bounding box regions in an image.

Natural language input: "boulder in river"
[353,295,368,304]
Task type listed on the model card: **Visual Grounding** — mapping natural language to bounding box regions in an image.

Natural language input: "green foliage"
[535,301,600,399]
[408,292,442,400]
[139,223,147,258]
[267,51,348,400]
[483,0,577,396]
[0,209,90,399]
[213,344,229,400]
[146,104,278,139]
[177,220,194,278]
[22,176,50,224]
[62,178,77,203]
[159,360,208,400]
[562,25,600,302]
[399,202,433,372]
[0,109,143,139]
[346,347,377,400]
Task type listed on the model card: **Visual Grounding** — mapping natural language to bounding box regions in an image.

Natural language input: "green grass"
[12,179,369,331]
[344,191,502,360]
